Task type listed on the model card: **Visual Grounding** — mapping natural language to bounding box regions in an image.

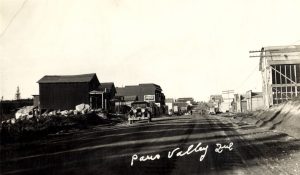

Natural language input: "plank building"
[37,73,102,110]
[254,45,300,108]
[115,84,165,106]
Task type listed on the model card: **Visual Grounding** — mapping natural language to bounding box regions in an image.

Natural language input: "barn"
[37,73,101,110]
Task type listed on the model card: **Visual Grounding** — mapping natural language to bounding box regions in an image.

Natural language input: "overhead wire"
[0,0,29,39]
[242,39,300,94]
[235,63,259,93]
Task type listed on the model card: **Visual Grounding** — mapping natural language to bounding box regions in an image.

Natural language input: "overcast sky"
[1,0,300,101]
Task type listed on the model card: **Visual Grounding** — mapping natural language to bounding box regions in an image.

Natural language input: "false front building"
[115,84,166,114]
[115,83,165,106]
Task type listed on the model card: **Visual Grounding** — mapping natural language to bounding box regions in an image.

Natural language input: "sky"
[1,0,300,101]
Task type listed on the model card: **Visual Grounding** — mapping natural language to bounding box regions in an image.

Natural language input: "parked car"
[209,107,216,115]
[128,101,152,124]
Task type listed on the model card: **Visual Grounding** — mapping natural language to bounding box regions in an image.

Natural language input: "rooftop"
[37,73,98,83]
[100,82,116,92]
[263,45,300,53]
[116,83,162,97]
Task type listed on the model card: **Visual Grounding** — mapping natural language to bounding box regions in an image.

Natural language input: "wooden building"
[99,82,116,112]
[115,83,165,106]
[32,95,40,108]
[37,73,101,110]
[255,45,300,108]
[115,83,165,115]
[234,90,264,112]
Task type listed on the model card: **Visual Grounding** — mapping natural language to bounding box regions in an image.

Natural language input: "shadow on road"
[0,115,299,175]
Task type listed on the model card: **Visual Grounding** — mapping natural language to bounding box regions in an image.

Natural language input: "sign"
[144,95,155,102]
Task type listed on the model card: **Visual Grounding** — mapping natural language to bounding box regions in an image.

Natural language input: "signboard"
[144,95,155,102]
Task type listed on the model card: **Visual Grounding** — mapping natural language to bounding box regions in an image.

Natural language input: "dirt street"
[1,114,300,175]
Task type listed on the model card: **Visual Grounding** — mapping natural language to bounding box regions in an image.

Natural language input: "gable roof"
[165,98,174,103]
[116,85,140,96]
[37,73,98,83]
[116,83,163,97]
[100,82,114,89]
[177,97,194,102]
[139,83,162,91]
[100,82,116,93]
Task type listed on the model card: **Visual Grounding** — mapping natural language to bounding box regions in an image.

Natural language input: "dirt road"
[1,114,300,175]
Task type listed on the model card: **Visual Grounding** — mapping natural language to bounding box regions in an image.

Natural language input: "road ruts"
[0,114,299,175]
[204,114,287,175]
[205,116,296,175]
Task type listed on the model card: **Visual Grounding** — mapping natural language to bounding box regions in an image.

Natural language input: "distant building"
[176,97,194,105]
[220,90,234,112]
[258,45,300,108]
[38,73,103,110]
[115,85,140,107]
[209,95,223,106]
[32,95,40,108]
[246,90,264,111]
[234,90,264,112]
[165,98,174,115]
[173,102,189,113]
[115,83,166,114]
[234,94,245,113]
[209,95,223,102]
[209,95,223,113]
[116,83,165,106]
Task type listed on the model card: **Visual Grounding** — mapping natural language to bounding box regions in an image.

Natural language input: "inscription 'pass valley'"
[130,142,234,166]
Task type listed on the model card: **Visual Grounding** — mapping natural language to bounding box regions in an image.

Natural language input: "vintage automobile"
[128,101,152,124]
[209,107,217,115]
